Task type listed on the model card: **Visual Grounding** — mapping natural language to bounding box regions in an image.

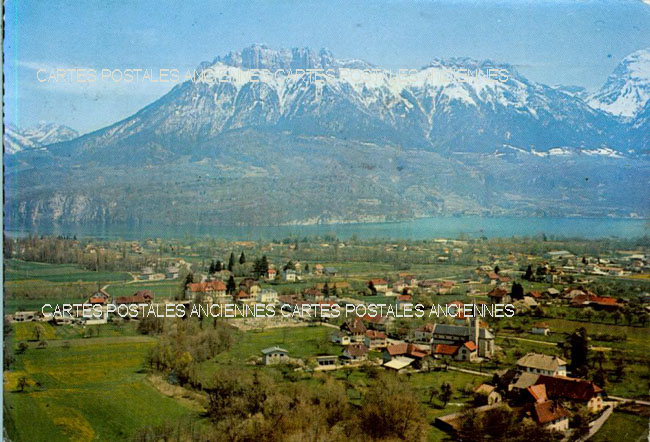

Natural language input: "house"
[382,343,429,367]
[430,322,495,358]
[140,266,155,280]
[368,278,389,293]
[324,267,338,276]
[414,323,435,343]
[315,355,338,369]
[433,341,478,362]
[239,279,261,296]
[87,288,110,305]
[114,290,154,305]
[474,384,502,405]
[313,264,324,275]
[266,268,277,280]
[165,265,180,279]
[530,400,570,431]
[363,330,388,349]
[186,280,227,300]
[342,343,368,362]
[517,353,567,376]
[361,314,391,331]
[234,290,255,305]
[330,330,351,345]
[282,269,296,282]
[257,288,278,304]
[531,323,551,336]
[341,318,366,342]
[488,287,511,304]
[534,375,604,413]
[261,346,289,365]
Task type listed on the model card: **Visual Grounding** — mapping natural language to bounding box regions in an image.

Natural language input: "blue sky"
[4,0,650,134]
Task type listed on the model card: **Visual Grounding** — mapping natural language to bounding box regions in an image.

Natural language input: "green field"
[4,260,131,283]
[591,411,649,442]
[4,336,198,442]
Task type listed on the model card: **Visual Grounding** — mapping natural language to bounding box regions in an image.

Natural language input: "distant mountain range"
[4,45,650,227]
[4,122,79,154]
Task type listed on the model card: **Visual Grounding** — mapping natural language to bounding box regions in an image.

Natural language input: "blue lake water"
[5,217,648,241]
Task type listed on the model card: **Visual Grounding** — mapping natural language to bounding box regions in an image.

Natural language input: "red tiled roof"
[533,400,569,424]
[369,278,388,285]
[488,287,509,298]
[535,375,603,401]
[114,290,154,304]
[527,384,548,403]
[463,341,477,351]
[434,344,460,356]
[365,330,387,339]
[187,280,226,293]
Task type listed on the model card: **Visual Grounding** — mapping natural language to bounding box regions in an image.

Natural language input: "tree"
[17,342,29,354]
[494,265,500,274]
[440,382,453,408]
[368,281,377,296]
[570,406,591,439]
[226,275,236,295]
[304,263,310,273]
[228,252,235,272]
[358,374,428,441]
[612,310,623,325]
[32,324,45,342]
[510,282,524,300]
[524,265,533,281]
[239,251,246,265]
[215,260,222,272]
[17,376,28,392]
[567,327,589,377]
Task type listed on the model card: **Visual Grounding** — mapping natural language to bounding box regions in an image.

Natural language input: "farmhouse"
[114,290,154,305]
[517,353,567,376]
[534,375,604,412]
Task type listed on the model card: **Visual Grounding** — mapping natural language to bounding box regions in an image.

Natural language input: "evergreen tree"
[215,260,222,272]
[226,275,236,295]
[510,282,524,300]
[494,265,500,274]
[524,265,533,281]
[239,251,246,265]
[567,327,589,377]
[228,252,235,272]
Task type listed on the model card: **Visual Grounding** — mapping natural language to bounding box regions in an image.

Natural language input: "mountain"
[588,47,650,119]
[5,45,650,228]
[4,122,79,154]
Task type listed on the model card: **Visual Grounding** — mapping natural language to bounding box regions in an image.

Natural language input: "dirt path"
[147,374,208,412]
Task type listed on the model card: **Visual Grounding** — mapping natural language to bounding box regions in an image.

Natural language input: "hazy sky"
[4,0,650,134]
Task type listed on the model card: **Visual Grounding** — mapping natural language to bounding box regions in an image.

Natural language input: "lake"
[5,217,648,241]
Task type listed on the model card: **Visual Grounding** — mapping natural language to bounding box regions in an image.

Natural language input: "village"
[3,234,650,441]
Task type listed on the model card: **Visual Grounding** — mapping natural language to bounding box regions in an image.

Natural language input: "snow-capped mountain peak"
[588,46,650,118]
